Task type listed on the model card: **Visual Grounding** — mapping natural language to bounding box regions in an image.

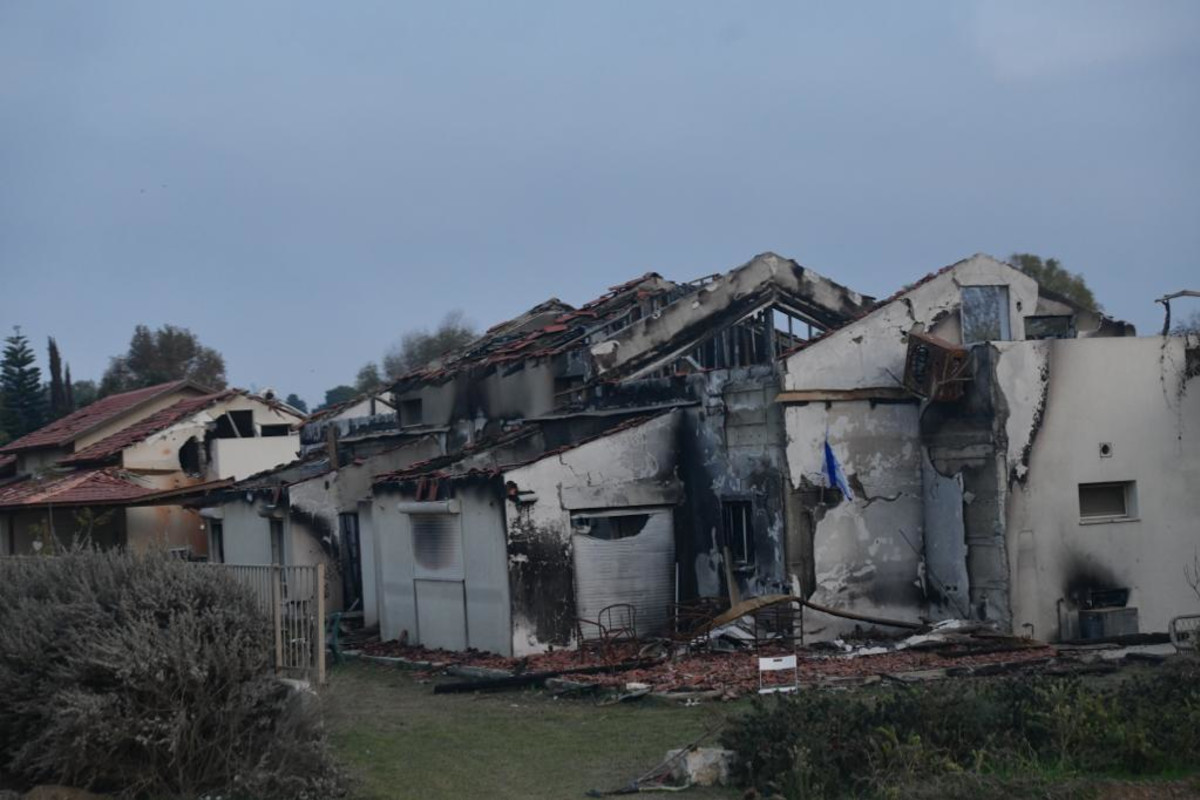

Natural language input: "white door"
[409,513,467,650]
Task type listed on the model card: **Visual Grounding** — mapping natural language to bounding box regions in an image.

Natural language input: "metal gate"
[204,563,327,684]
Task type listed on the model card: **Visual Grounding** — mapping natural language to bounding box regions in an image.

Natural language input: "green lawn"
[324,661,742,800]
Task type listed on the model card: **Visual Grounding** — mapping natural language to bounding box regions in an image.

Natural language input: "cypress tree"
[48,337,67,419]
[0,327,47,438]
[64,364,75,412]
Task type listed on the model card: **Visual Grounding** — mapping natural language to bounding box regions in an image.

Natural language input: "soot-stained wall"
[502,412,681,656]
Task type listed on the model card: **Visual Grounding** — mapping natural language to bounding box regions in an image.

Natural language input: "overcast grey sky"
[1,1,1197,406]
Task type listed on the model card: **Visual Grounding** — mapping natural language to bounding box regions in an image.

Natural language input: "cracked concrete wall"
[784,401,926,637]
[780,255,1044,636]
[999,335,1200,641]
[502,412,680,656]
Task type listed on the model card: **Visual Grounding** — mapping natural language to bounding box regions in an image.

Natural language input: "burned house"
[362,252,872,654]
[0,381,303,556]
[780,254,1198,642]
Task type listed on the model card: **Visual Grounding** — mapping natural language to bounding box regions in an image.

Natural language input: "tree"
[1,327,47,439]
[1171,310,1200,336]
[47,338,68,419]
[319,385,356,410]
[100,325,227,396]
[355,362,385,394]
[382,310,476,377]
[284,393,309,414]
[1010,254,1100,311]
[71,378,98,409]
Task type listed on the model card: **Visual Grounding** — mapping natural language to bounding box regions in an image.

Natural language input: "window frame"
[721,499,756,567]
[1078,481,1139,524]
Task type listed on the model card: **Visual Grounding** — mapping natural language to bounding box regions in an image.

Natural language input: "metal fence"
[204,563,327,684]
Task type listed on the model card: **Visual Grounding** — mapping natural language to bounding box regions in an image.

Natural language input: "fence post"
[315,562,326,685]
[271,566,283,675]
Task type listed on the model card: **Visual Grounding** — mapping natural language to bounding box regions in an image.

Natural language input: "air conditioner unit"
[903,332,970,402]
[1079,607,1140,640]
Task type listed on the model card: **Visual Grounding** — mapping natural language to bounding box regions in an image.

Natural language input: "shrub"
[721,660,1200,799]
[0,550,342,799]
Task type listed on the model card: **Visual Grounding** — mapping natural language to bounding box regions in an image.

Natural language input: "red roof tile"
[59,391,236,466]
[0,468,156,508]
[0,381,202,454]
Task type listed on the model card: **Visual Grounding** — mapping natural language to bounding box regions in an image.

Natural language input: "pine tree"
[1,327,47,438]
[48,337,67,419]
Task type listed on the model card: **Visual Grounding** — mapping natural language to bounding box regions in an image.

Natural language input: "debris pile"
[353,619,1062,698]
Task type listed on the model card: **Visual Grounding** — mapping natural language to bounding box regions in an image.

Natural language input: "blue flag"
[823,438,854,500]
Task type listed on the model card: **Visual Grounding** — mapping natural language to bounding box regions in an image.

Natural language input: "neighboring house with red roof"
[0,383,303,557]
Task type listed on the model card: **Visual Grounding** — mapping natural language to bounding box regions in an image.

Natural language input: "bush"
[721,661,1200,799]
[0,550,342,799]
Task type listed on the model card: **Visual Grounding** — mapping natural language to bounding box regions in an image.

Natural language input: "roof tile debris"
[389,275,683,393]
[0,380,200,454]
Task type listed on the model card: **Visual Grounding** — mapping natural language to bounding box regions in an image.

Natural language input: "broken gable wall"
[999,335,1200,641]
[782,256,1041,636]
[121,394,300,479]
[502,411,681,656]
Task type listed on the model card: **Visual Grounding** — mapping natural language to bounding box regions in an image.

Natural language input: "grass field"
[324,661,742,800]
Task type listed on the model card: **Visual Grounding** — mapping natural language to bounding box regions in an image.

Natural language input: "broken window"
[260,424,292,437]
[269,519,284,565]
[961,286,1012,344]
[722,500,755,565]
[178,437,202,476]
[215,410,256,438]
[209,521,224,564]
[1079,481,1137,522]
[572,512,650,541]
[1025,315,1076,340]
[400,398,423,427]
[411,513,462,574]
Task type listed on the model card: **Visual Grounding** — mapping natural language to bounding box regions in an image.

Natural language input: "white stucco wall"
[1001,335,1200,640]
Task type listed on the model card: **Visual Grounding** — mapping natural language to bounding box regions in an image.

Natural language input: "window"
[1025,315,1075,340]
[1079,481,1137,523]
[410,513,461,574]
[209,521,224,564]
[961,286,1011,344]
[260,424,292,437]
[269,519,284,564]
[215,410,256,438]
[722,500,755,565]
[400,398,423,427]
